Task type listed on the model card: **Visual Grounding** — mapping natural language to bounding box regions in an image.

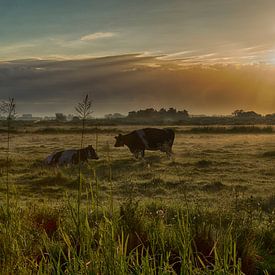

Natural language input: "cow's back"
[45,151,64,165]
[141,128,174,149]
[58,150,77,165]
[71,148,89,164]
[124,130,145,149]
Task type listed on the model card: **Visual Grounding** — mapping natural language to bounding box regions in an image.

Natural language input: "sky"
[1,0,275,116]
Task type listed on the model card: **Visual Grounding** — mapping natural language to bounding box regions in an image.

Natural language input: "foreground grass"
[0,196,274,274]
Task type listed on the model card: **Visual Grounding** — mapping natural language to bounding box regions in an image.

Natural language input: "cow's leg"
[53,166,58,174]
[141,150,145,158]
[129,146,140,159]
[133,151,139,159]
[163,143,173,158]
[166,148,172,158]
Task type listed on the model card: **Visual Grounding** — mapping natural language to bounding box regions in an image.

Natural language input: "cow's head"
[87,145,99,159]
[114,134,124,147]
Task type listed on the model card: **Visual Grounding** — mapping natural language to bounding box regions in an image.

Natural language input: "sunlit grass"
[0,126,274,273]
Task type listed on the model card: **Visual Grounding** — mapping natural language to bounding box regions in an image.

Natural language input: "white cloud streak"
[80,32,116,41]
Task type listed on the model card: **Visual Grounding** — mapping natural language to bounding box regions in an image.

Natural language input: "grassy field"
[0,125,274,274]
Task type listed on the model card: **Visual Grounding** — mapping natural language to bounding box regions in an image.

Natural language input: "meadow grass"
[0,126,274,274]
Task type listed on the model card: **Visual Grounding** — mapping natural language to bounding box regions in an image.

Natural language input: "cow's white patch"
[59,150,77,165]
[45,152,55,165]
[136,130,149,149]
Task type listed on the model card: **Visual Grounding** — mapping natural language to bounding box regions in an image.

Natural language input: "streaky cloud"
[80,32,116,41]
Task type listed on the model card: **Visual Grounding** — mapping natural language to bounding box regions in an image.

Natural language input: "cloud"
[1,54,275,116]
[158,51,195,60]
[80,32,116,41]
[0,42,37,54]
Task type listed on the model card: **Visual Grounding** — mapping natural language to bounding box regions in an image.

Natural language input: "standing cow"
[45,145,98,166]
[114,128,175,158]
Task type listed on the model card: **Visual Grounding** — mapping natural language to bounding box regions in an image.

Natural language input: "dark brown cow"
[114,128,175,158]
[45,145,98,165]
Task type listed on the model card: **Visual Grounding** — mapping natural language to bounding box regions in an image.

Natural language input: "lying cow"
[45,145,98,165]
[114,128,175,158]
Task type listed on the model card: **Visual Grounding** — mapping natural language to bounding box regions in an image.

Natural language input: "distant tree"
[137,108,155,118]
[243,111,261,118]
[105,113,125,119]
[127,107,189,121]
[114,113,125,118]
[55,113,67,122]
[67,114,75,121]
[72,116,80,122]
[265,113,275,118]
[178,109,189,117]
[128,111,136,118]
[167,107,177,115]
[159,108,167,114]
[146,108,155,113]
[232,110,261,118]
[232,109,244,117]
